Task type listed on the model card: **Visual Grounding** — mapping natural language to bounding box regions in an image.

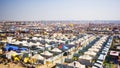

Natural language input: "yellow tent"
[14,56,20,62]
[69,23,73,27]
[24,57,29,63]
[29,58,36,64]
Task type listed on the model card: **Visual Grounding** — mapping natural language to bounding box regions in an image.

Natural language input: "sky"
[0,0,120,21]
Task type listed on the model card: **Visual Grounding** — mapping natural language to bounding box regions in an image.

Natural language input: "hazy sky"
[0,0,120,21]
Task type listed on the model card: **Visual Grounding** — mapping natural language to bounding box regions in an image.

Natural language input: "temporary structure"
[13,41,21,45]
[24,37,29,40]
[51,48,62,53]
[84,51,97,56]
[6,51,18,59]
[79,55,93,60]
[88,48,99,52]
[41,51,53,56]
[7,37,12,43]
[31,54,44,60]
[35,42,41,46]
[32,37,38,40]
[68,61,85,68]
[45,44,51,47]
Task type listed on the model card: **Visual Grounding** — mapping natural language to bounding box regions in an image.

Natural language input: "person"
[74,62,76,67]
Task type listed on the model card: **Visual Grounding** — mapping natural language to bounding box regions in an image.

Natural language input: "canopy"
[5,44,19,51]
[6,51,18,57]
[31,54,44,60]
[84,51,97,56]
[32,37,38,40]
[22,41,27,44]
[88,48,99,52]
[35,42,41,46]
[41,51,53,56]
[24,37,29,40]
[79,55,93,60]
[7,37,12,43]
[13,41,21,45]
[51,48,62,52]
[45,44,51,47]
[68,61,85,68]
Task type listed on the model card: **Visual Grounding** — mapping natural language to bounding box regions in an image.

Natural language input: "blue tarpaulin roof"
[5,44,27,51]
[62,45,68,50]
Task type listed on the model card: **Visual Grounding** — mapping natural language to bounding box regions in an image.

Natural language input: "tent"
[34,42,41,46]
[7,37,12,43]
[68,61,85,68]
[32,37,38,40]
[45,44,51,47]
[6,51,18,59]
[88,48,99,52]
[31,54,44,60]
[24,37,29,40]
[51,48,62,53]
[84,51,97,56]
[79,55,93,60]
[5,44,19,51]
[5,44,27,51]
[41,51,53,56]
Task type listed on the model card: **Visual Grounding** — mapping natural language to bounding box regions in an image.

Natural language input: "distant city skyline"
[0,0,120,21]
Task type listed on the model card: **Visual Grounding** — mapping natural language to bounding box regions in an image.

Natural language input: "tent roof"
[68,61,85,68]
[6,51,18,56]
[41,51,53,56]
[51,48,62,52]
[31,54,44,60]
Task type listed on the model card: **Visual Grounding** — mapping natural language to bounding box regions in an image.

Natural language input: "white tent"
[68,61,85,68]
[37,46,44,49]
[45,44,51,47]
[13,41,21,45]
[32,37,38,40]
[24,37,29,40]
[51,48,62,52]
[34,34,41,36]
[38,37,42,40]
[79,55,93,60]
[84,51,97,56]
[7,37,12,43]
[41,51,53,56]
[88,48,99,52]
[11,39,16,43]
[45,39,51,43]
[22,41,27,44]
[31,54,44,60]
[6,51,18,59]
[28,42,34,46]
[35,42,41,46]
